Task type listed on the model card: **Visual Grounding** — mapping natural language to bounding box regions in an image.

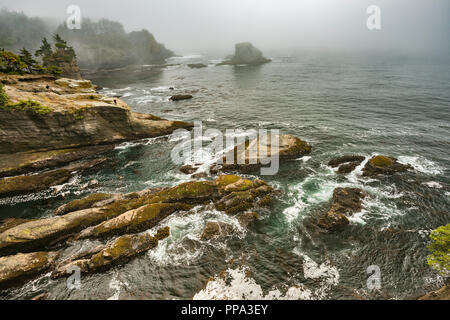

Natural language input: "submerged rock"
[217,42,271,66]
[328,155,365,174]
[188,63,207,69]
[362,155,411,177]
[200,221,235,241]
[219,134,311,173]
[318,187,367,230]
[0,251,58,289]
[169,94,193,101]
[237,211,259,228]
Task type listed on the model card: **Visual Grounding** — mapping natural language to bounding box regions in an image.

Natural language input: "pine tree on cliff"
[19,48,37,73]
[35,37,53,65]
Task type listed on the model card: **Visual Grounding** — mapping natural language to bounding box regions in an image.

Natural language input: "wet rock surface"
[219,134,311,173]
[328,155,365,174]
[318,187,367,230]
[362,155,412,177]
[169,94,193,101]
[0,175,277,288]
[0,251,58,289]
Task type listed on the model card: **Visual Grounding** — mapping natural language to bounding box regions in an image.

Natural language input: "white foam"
[193,266,314,300]
[146,207,245,266]
[421,181,443,189]
[397,155,443,175]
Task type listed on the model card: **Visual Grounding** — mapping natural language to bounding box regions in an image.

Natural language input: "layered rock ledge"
[0,74,193,156]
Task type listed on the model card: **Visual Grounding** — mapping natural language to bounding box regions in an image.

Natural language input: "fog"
[1,0,448,57]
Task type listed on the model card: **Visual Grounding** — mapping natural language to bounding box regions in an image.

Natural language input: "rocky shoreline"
[0,72,445,300]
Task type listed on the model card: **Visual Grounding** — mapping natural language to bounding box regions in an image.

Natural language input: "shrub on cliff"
[427,224,450,275]
[0,84,8,106]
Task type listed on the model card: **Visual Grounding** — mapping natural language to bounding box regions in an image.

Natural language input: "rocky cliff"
[0,74,192,175]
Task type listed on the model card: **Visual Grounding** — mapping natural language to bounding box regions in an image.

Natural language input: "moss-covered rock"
[79,203,190,239]
[54,193,114,216]
[362,155,411,177]
[0,169,71,197]
[155,226,170,240]
[87,232,159,272]
[0,251,57,289]
[0,207,123,256]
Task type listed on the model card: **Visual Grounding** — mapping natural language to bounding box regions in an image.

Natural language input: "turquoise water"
[1,52,449,299]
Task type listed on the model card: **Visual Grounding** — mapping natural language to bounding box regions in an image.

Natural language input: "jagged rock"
[32,292,49,300]
[362,155,411,177]
[217,42,271,66]
[0,208,119,256]
[188,64,207,69]
[170,94,193,101]
[0,251,57,289]
[180,164,199,174]
[200,221,234,241]
[219,134,311,173]
[0,169,71,197]
[237,211,259,228]
[54,193,115,216]
[78,203,191,239]
[52,227,169,278]
[328,155,365,174]
[318,187,367,230]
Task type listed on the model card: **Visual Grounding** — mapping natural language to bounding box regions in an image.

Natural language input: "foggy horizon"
[0,0,448,58]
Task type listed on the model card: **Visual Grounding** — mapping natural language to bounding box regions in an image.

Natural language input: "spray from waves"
[193,266,314,300]
[397,155,444,175]
[146,207,246,267]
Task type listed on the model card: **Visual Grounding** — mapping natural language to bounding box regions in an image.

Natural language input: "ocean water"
[1,52,449,299]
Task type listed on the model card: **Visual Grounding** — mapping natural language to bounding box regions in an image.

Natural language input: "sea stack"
[217,42,271,66]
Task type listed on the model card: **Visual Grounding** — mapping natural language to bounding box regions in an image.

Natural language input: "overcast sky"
[1,0,448,56]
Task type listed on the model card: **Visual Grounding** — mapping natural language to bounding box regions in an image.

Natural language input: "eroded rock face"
[218,42,271,66]
[0,75,193,154]
[362,155,411,177]
[328,155,365,174]
[0,251,57,289]
[219,134,311,173]
[318,187,367,230]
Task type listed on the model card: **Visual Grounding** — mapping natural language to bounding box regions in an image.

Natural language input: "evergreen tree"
[19,48,37,73]
[35,38,53,64]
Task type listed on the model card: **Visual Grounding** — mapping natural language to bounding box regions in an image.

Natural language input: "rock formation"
[217,42,271,66]
[362,155,412,177]
[318,187,367,230]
